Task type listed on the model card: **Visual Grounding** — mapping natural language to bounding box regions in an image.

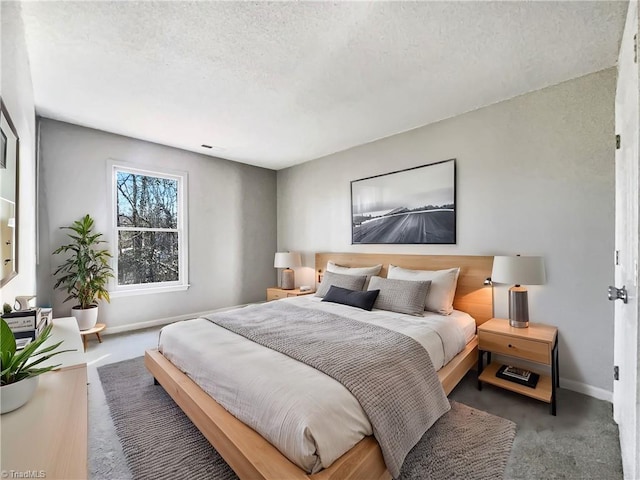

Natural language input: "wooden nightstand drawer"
[267,290,286,301]
[479,331,550,364]
[267,287,315,302]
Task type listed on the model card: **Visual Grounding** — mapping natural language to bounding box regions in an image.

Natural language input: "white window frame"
[108,160,189,297]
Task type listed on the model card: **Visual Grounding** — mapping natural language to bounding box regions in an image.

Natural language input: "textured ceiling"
[20,1,627,170]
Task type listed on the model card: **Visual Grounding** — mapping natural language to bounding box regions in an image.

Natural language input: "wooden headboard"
[315,253,494,325]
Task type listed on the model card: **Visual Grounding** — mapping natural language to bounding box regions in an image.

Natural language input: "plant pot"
[1,376,39,414]
[72,306,98,331]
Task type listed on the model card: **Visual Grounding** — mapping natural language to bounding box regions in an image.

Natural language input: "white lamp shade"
[274,252,302,269]
[491,256,546,285]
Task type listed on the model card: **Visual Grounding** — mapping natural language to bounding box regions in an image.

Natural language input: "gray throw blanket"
[205,301,450,478]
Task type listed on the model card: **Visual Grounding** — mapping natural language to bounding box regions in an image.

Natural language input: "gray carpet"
[98,356,516,480]
[450,374,624,480]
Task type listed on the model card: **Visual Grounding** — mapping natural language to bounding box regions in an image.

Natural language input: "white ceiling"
[20,1,627,170]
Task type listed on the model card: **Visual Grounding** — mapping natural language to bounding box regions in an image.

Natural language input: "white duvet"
[158,296,475,474]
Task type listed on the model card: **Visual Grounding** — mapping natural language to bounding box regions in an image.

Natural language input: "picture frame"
[351,159,456,244]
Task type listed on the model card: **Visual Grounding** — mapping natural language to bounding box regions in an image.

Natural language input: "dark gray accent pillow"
[367,276,431,316]
[322,286,380,311]
[315,271,367,297]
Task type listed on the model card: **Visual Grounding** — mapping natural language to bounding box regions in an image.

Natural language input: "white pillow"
[387,265,460,315]
[326,261,382,277]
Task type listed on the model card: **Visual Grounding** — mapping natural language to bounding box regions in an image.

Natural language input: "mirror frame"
[1,99,19,287]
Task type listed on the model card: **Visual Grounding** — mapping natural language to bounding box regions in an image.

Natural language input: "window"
[110,163,188,295]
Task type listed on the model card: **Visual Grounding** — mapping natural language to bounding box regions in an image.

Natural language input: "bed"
[145,253,493,480]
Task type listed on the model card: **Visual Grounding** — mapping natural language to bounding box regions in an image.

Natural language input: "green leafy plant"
[0,319,73,386]
[53,214,114,309]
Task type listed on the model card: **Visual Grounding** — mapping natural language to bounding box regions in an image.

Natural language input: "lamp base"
[509,319,529,328]
[281,268,295,290]
[508,286,529,328]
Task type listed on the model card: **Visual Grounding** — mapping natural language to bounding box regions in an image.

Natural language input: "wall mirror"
[0,100,19,287]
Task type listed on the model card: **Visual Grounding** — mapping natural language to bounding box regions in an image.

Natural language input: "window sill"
[109,284,190,298]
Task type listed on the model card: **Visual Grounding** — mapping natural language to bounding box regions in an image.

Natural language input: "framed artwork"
[351,159,456,244]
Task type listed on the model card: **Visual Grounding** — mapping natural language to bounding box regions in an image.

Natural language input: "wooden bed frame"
[145,253,493,480]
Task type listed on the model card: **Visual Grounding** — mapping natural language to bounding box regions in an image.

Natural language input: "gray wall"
[0,2,38,306]
[277,69,616,396]
[37,119,277,330]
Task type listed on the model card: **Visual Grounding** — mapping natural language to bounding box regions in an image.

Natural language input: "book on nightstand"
[496,364,540,388]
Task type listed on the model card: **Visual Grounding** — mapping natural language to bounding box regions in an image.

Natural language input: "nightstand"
[477,318,559,415]
[266,287,315,302]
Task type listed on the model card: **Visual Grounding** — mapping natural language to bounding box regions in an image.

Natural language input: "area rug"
[98,357,516,480]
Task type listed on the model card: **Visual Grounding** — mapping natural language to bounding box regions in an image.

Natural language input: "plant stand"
[80,323,106,351]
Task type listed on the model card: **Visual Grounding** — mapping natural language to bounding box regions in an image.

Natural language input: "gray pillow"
[387,265,460,315]
[367,276,431,316]
[315,271,367,298]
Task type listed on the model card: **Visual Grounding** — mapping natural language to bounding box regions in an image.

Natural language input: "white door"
[613,2,640,479]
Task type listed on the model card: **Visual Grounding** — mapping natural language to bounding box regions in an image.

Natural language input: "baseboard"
[103,304,251,335]
[560,377,612,403]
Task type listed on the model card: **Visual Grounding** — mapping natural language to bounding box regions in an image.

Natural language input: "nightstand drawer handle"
[508,344,513,348]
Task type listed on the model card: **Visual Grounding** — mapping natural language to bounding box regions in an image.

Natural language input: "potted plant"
[53,214,114,330]
[1,319,73,413]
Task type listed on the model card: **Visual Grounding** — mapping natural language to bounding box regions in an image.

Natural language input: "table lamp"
[491,255,546,328]
[274,252,301,290]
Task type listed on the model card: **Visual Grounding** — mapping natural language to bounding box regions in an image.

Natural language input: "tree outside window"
[113,166,187,291]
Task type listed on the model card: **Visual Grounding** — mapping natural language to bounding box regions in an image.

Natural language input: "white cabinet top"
[39,317,86,368]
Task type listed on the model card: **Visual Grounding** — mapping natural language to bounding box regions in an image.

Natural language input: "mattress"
[158,296,475,474]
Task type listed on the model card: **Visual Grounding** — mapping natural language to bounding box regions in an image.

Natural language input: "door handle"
[608,285,628,304]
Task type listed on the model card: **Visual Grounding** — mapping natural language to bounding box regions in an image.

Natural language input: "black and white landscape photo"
[351,159,456,244]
